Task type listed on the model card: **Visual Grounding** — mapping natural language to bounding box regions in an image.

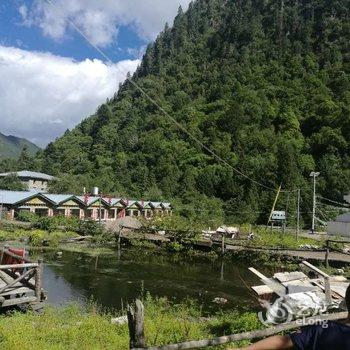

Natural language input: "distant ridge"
[0,132,40,159]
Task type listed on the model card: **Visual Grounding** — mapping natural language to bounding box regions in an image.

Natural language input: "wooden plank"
[329,283,349,298]
[0,268,35,294]
[302,261,329,277]
[0,280,31,289]
[283,279,318,294]
[314,280,350,298]
[263,278,287,297]
[2,269,36,291]
[131,312,348,350]
[331,276,348,282]
[0,263,38,270]
[0,287,33,297]
[249,268,286,296]
[251,285,273,296]
[2,296,37,307]
[249,267,268,280]
[274,272,308,283]
[312,280,343,300]
[0,271,12,284]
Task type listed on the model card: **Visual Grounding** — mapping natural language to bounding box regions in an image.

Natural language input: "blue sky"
[0,0,191,146]
[0,1,146,62]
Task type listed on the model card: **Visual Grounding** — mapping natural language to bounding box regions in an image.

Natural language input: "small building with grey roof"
[327,193,350,237]
[0,170,56,192]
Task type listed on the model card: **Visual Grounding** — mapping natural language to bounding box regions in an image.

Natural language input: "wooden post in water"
[127,299,145,349]
[325,240,330,269]
[35,258,43,302]
[221,235,225,255]
[220,260,224,281]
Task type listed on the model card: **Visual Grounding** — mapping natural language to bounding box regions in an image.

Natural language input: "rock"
[212,297,228,304]
[111,315,128,325]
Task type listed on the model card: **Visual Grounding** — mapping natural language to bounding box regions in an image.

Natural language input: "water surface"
[41,248,259,314]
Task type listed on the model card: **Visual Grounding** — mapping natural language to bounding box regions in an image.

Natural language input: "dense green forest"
[2,0,350,225]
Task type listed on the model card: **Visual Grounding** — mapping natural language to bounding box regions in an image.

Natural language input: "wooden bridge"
[0,246,46,310]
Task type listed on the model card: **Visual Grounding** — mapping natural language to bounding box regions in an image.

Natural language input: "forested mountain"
[0,132,40,159]
[38,0,350,225]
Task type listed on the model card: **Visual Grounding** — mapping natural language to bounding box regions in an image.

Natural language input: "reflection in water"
[43,265,86,306]
[41,248,258,314]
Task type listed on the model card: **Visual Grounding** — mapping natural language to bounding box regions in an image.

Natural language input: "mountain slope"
[0,132,40,159]
[40,0,350,223]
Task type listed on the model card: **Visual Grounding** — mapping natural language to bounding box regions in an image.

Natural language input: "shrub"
[17,211,39,224]
[35,217,58,232]
[166,241,184,252]
[28,230,45,246]
[77,220,104,236]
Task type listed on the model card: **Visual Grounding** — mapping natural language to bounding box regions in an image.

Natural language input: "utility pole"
[310,172,320,234]
[296,189,300,240]
[93,187,102,225]
[0,195,3,221]
[267,184,282,228]
[99,193,102,225]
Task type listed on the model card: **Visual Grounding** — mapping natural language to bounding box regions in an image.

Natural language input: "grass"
[0,229,78,247]
[231,226,324,250]
[37,243,117,257]
[0,295,262,350]
[250,231,321,249]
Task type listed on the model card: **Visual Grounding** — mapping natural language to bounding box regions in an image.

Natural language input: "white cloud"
[21,0,192,47]
[0,46,140,147]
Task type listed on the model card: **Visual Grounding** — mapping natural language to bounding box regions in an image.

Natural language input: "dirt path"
[226,245,350,263]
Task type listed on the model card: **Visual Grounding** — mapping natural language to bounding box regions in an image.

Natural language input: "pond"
[40,247,260,314]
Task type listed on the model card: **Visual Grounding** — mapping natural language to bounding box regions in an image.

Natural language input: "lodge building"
[0,190,172,221]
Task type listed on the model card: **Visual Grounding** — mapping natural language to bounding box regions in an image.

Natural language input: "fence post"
[127,299,145,349]
[221,235,225,255]
[325,240,329,269]
[324,276,332,305]
[35,258,43,302]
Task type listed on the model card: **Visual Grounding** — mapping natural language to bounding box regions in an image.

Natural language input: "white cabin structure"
[327,194,350,237]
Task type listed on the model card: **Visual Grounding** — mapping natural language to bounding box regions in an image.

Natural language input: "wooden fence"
[0,246,45,309]
[325,239,350,267]
[127,299,347,350]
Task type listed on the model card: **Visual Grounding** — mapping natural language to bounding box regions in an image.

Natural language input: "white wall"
[327,221,350,237]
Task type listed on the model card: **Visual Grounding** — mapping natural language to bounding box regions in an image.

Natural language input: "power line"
[317,202,349,211]
[317,196,350,207]
[45,0,300,194]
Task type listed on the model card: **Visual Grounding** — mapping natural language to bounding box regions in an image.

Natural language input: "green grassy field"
[0,296,261,350]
